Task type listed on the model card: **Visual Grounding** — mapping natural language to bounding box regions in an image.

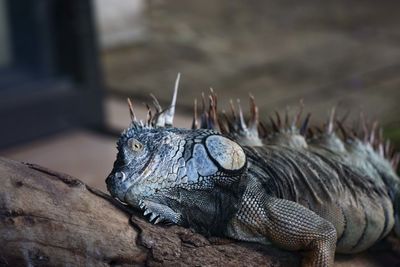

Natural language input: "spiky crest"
[122,74,399,171]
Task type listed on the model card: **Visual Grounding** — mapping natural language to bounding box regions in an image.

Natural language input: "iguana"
[106,74,400,267]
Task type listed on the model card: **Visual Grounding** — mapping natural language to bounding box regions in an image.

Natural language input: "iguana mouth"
[138,199,182,225]
[139,200,165,224]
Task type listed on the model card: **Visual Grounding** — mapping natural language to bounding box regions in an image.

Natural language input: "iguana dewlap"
[106,74,400,267]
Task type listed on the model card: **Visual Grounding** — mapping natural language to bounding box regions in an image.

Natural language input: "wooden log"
[0,157,398,266]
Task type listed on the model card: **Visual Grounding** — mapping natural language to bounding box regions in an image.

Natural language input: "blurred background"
[0,0,399,191]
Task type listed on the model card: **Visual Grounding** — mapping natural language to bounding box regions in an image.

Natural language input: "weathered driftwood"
[0,157,398,267]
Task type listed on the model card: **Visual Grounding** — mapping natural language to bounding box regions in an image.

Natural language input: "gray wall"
[94,0,146,48]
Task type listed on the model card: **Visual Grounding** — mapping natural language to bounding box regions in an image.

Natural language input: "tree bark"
[0,157,398,267]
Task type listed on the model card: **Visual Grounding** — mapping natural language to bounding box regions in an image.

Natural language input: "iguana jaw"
[123,182,157,208]
[138,199,183,224]
[106,171,129,203]
[120,181,184,225]
[107,170,183,224]
[107,169,162,209]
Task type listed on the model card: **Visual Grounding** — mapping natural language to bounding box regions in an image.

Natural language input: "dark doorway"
[0,0,104,149]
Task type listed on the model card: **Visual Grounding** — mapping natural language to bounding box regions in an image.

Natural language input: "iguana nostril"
[115,172,126,181]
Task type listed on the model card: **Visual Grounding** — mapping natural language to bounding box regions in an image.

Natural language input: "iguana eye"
[129,138,143,152]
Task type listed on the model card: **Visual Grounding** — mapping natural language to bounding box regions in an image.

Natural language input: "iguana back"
[245,144,394,253]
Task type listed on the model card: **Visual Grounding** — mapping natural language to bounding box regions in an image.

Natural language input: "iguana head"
[106,75,247,231]
[106,125,247,225]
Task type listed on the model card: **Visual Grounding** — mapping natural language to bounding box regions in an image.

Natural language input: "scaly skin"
[106,76,400,267]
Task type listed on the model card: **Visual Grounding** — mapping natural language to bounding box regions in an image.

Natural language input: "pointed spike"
[389,145,396,159]
[213,95,219,127]
[237,99,247,131]
[200,112,209,129]
[218,110,230,134]
[208,94,213,113]
[155,115,166,128]
[385,140,391,158]
[149,213,158,222]
[200,93,208,128]
[269,116,279,132]
[201,92,206,112]
[327,107,336,134]
[127,98,137,122]
[300,113,311,136]
[352,119,360,137]
[259,121,268,138]
[221,111,234,133]
[307,128,315,139]
[213,99,219,130]
[336,120,348,140]
[165,73,180,127]
[391,152,400,170]
[369,121,378,146]
[208,94,214,111]
[191,98,199,129]
[143,209,151,216]
[154,216,163,224]
[284,107,289,129]
[275,111,281,128]
[379,143,384,157]
[293,99,304,128]
[209,87,217,102]
[208,94,218,129]
[340,110,350,124]
[315,126,323,134]
[378,127,384,142]
[229,99,237,122]
[350,129,358,139]
[360,112,369,143]
[248,94,259,133]
[210,88,218,110]
[209,88,218,114]
[150,93,166,127]
[149,93,162,113]
[201,92,207,113]
[145,103,152,126]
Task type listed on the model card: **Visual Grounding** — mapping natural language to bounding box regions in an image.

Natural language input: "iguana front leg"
[226,181,337,267]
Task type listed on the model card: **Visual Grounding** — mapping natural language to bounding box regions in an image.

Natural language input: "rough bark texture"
[0,157,398,267]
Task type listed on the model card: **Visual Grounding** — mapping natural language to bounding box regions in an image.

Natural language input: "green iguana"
[106,74,400,266]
